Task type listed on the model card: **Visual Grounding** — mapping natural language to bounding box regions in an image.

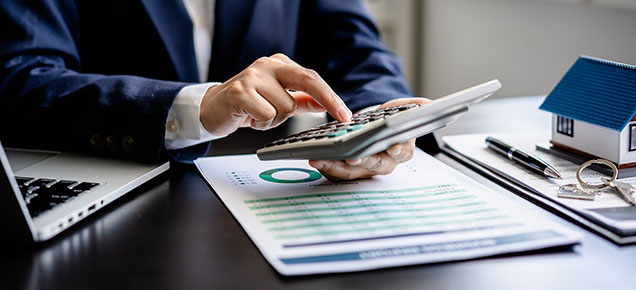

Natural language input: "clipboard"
[443,132,636,245]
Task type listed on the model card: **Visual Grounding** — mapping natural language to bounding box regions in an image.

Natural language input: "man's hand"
[199,53,352,136]
[309,97,431,181]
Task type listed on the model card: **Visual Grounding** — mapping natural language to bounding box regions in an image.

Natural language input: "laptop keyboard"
[14,176,100,217]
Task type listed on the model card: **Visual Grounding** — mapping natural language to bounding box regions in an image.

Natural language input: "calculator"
[257,79,502,160]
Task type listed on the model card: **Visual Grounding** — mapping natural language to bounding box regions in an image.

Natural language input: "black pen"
[485,137,562,179]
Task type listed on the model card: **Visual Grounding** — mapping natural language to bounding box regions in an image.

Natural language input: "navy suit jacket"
[0,0,438,163]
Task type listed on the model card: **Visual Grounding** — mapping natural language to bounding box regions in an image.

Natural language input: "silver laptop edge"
[0,142,38,242]
[0,141,169,243]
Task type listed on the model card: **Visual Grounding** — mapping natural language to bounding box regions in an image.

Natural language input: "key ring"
[576,159,618,189]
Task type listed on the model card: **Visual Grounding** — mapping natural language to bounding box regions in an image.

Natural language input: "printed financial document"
[195,149,580,275]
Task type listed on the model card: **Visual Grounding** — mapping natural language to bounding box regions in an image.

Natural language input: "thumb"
[289,91,329,114]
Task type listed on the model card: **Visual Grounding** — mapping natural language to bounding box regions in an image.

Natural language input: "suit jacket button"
[106,136,120,153]
[122,136,134,153]
[89,135,104,152]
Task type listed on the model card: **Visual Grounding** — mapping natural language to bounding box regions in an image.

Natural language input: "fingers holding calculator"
[309,98,430,181]
[257,79,502,181]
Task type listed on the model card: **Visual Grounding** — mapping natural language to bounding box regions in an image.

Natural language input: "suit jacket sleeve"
[0,0,207,163]
[295,0,439,153]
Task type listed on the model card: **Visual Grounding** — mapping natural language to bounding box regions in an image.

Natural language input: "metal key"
[601,177,636,206]
[557,184,596,201]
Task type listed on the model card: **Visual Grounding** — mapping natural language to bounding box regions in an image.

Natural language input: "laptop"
[0,141,169,243]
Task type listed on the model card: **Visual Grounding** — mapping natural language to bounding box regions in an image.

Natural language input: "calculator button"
[320,124,338,130]
[319,120,338,127]
[300,136,315,141]
[399,104,417,110]
[383,109,399,116]
[271,139,286,146]
[346,124,363,131]
[327,130,347,137]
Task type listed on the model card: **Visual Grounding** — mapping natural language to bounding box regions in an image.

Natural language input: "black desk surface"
[4,96,635,290]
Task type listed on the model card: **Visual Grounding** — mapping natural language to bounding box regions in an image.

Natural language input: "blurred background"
[364,0,636,99]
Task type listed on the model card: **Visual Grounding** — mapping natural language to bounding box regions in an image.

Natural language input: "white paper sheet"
[195,149,580,275]
[443,132,636,232]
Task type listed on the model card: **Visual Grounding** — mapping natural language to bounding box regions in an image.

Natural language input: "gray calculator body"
[257,79,502,160]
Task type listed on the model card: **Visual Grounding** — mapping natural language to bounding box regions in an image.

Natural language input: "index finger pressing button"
[274,65,351,122]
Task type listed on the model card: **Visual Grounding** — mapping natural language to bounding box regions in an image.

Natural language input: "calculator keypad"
[263,104,420,148]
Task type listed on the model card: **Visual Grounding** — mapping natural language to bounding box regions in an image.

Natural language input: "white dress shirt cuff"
[165,82,226,150]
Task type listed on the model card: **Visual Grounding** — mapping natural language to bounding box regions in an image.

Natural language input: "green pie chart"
[259,168,322,183]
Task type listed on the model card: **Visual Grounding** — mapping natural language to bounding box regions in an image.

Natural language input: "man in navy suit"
[0,0,438,180]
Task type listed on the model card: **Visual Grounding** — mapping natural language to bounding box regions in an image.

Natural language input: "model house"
[539,55,636,169]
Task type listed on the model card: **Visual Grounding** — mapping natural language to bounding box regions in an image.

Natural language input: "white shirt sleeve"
[163,81,384,151]
[165,82,227,150]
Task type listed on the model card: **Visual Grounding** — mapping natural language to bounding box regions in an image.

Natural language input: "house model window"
[556,116,574,137]
[630,124,636,152]
[539,55,636,170]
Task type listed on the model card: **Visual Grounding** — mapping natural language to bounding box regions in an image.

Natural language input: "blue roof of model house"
[539,55,636,131]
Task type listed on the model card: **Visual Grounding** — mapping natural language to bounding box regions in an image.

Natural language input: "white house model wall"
[551,117,636,167]
[619,121,636,165]
[551,116,619,162]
